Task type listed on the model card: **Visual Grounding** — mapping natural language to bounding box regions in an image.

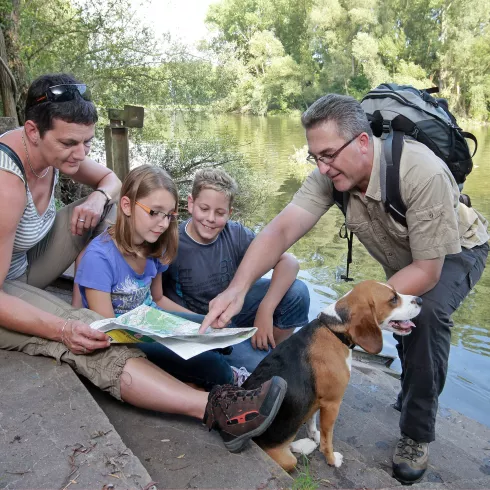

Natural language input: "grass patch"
[292,456,320,490]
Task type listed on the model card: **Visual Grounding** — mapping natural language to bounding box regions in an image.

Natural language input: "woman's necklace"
[22,131,50,179]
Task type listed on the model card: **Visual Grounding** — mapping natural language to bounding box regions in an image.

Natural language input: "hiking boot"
[392,433,429,485]
[203,376,287,453]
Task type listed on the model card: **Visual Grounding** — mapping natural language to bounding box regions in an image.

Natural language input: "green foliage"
[133,130,272,222]
[292,456,320,490]
[202,0,490,119]
[1,0,160,110]
[4,0,490,119]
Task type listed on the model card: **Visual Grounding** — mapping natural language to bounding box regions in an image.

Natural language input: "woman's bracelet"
[60,320,70,345]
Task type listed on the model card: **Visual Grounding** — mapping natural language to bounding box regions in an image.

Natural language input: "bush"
[132,134,272,222]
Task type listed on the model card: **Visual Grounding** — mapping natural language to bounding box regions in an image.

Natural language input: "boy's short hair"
[191,168,238,207]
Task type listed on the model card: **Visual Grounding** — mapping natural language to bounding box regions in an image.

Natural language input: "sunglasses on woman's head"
[27,84,92,109]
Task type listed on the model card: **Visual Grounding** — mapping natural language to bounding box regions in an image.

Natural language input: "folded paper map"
[90,304,256,360]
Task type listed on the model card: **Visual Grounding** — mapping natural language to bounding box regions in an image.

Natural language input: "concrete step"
[85,381,293,489]
[0,351,153,489]
[289,359,490,488]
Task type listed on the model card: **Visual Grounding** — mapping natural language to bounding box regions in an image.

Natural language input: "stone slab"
[288,358,490,488]
[86,383,294,489]
[0,351,152,490]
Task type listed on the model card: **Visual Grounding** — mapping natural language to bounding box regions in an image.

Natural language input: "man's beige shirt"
[292,137,488,277]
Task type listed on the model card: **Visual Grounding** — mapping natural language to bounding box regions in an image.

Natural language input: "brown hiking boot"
[392,433,429,484]
[203,376,287,453]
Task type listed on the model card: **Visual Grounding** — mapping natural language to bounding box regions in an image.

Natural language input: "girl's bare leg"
[120,357,209,419]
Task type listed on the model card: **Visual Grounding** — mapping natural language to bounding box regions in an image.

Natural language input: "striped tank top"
[0,144,59,280]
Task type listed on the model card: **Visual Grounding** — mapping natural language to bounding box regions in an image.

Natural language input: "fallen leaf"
[177,454,185,459]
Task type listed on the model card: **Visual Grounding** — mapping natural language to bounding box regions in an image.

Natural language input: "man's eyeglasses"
[307,133,361,166]
[27,84,92,109]
[135,201,178,222]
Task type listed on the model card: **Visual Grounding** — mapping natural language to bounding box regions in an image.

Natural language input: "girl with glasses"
[75,165,247,389]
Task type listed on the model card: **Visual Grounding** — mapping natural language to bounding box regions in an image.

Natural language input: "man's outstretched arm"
[199,203,320,332]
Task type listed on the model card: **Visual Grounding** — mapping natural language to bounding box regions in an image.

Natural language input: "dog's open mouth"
[389,320,415,333]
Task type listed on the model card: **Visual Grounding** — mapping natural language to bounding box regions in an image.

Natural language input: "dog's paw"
[333,452,343,468]
[290,438,318,455]
[307,428,321,444]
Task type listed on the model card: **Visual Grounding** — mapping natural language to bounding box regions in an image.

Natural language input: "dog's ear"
[350,301,383,354]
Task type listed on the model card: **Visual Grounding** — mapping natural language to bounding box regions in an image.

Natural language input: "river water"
[146,113,490,427]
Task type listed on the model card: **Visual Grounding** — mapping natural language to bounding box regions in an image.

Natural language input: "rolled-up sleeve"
[291,168,335,217]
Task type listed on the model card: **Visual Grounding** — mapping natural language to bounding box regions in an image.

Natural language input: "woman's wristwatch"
[94,188,112,205]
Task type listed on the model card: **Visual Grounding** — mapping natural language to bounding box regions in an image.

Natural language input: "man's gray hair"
[301,94,373,140]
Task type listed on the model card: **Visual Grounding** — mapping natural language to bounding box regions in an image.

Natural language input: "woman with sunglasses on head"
[0,73,120,344]
[0,73,287,452]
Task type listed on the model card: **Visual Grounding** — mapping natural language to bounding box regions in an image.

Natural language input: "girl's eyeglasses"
[27,84,92,109]
[135,201,178,222]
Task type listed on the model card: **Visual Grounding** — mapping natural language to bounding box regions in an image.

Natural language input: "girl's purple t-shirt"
[75,233,168,316]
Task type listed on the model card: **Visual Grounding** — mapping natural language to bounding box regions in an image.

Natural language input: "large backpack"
[333,83,478,280]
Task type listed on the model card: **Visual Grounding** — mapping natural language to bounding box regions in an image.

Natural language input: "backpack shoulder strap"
[0,142,28,190]
[460,131,478,157]
[333,187,348,216]
[380,130,407,227]
[332,187,354,281]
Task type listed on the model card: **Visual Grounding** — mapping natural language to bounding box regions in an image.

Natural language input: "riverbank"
[2,279,489,489]
[3,335,489,489]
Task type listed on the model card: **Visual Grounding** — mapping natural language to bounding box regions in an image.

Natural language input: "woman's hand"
[70,191,107,236]
[61,320,111,355]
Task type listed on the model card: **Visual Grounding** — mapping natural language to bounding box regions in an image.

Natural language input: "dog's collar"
[328,329,355,350]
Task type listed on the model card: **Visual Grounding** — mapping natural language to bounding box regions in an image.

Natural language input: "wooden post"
[104,126,114,171]
[111,127,130,182]
[104,105,144,182]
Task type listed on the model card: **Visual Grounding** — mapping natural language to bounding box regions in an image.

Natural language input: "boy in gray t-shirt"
[162,168,310,370]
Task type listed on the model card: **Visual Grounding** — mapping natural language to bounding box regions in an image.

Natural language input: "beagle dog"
[242,280,422,472]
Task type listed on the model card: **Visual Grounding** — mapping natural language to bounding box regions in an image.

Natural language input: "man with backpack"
[199,93,489,484]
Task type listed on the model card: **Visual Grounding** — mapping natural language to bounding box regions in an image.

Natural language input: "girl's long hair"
[108,165,179,264]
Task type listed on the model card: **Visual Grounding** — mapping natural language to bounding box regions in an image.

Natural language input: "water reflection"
[148,112,490,426]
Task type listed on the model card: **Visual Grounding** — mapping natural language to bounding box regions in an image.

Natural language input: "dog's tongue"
[391,320,415,330]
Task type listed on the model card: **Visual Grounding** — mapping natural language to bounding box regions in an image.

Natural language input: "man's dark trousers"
[394,242,488,443]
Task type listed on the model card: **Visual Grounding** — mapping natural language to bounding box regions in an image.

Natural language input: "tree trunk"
[0,27,19,124]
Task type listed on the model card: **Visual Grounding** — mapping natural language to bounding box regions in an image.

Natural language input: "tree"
[0,26,18,121]
[0,0,161,114]
[204,0,490,118]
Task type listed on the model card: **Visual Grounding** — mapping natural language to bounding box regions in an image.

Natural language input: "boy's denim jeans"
[136,275,312,388]
[226,278,310,371]
[141,277,310,376]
